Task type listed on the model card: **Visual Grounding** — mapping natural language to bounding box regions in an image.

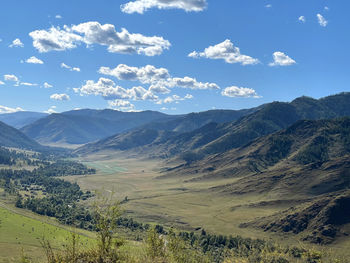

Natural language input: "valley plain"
[66,150,350,253]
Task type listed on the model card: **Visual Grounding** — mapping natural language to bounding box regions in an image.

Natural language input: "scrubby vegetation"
[296,135,329,165]
[18,199,350,263]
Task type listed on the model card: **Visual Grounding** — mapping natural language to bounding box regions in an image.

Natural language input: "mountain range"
[19,108,258,146]
[76,93,350,160]
[0,111,48,129]
[20,109,173,145]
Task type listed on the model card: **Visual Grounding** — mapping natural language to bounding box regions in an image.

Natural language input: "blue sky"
[0,0,349,114]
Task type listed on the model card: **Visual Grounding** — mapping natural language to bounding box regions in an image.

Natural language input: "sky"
[0,0,349,114]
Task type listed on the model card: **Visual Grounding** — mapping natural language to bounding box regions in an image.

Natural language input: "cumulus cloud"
[0,105,24,114]
[269,51,296,66]
[108,99,135,111]
[55,14,62,19]
[99,64,169,84]
[76,77,158,101]
[298,16,306,23]
[149,85,171,94]
[188,39,259,65]
[29,21,170,56]
[25,56,44,64]
[120,0,207,14]
[157,93,193,104]
[45,106,57,114]
[171,76,219,90]
[100,64,171,94]
[61,63,81,72]
[4,74,19,82]
[317,14,328,27]
[43,82,53,88]
[0,81,4,85]
[99,64,220,91]
[29,26,82,52]
[221,86,260,98]
[76,78,127,99]
[9,38,24,48]
[50,93,70,101]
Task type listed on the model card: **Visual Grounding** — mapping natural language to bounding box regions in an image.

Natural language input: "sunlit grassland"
[0,205,95,262]
[66,152,303,240]
[64,151,350,258]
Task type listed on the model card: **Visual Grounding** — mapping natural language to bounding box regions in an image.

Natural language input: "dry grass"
[65,151,350,257]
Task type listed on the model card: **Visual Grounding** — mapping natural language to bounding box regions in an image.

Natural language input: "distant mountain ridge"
[0,120,43,151]
[21,108,258,146]
[75,108,260,155]
[0,111,48,129]
[21,109,174,145]
[77,92,350,159]
[136,108,259,133]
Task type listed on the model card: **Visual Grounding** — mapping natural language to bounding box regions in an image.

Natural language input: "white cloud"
[9,38,24,48]
[76,78,127,99]
[157,93,193,104]
[4,74,38,87]
[29,22,171,56]
[265,4,272,8]
[43,82,53,88]
[4,74,19,82]
[76,77,158,101]
[188,39,259,65]
[99,63,219,91]
[20,82,38,87]
[317,14,328,27]
[61,63,81,72]
[25,56,44,64]
[45,106,57,114]
[55,14,62,19]
[130,86,159,101]
[29,26,82,52]
[324,6,329,11]
[108,99,135,111]
[298,16,306,23]
[99,64,169,84]
[221,86,261,98]
[269,51,296,66]
[149,85,171,94]
[108,99,133,107]
[171,76,219,90]
[120,0,207,14]
[50,93,70,101]
[0,81,4,85]
[0,105,24,114]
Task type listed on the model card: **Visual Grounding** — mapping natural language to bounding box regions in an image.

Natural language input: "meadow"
[0,204,96,262]
[66,150,350,256]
